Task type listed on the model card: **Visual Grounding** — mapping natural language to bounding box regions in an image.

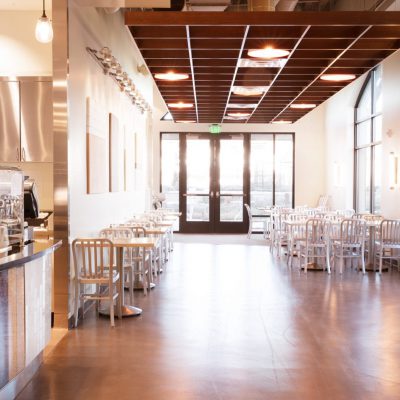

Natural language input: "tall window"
[355,66,382,213]
[161,133,179,212]
[250,133,294,212]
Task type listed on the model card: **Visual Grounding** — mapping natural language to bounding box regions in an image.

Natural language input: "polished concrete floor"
[18,235,400,400]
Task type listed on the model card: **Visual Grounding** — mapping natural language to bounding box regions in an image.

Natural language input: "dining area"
[72,209,179,327]
[257,206,400,276]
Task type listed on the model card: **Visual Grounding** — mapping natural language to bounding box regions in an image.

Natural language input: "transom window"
[354,66,382,214]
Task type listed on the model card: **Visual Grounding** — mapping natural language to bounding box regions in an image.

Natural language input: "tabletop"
[111,237,158,248]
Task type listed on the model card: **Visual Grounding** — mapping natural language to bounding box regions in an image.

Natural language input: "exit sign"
[209,124,221,134]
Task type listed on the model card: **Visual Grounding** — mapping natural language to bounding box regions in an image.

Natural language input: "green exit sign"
[209,124,221,134]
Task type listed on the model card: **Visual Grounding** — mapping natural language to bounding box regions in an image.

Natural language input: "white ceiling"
[0,0,51,10]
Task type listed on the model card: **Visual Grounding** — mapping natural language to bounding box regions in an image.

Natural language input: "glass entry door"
[180,134,248,233]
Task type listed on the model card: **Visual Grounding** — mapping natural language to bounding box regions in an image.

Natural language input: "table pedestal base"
[301,262,325,271]
[99,304,142,317]
[133,282,156,290]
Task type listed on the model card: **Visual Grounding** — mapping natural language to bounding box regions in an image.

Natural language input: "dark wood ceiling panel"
[126,11,400,124]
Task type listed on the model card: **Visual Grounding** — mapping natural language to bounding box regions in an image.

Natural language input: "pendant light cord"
[42,0,47,18]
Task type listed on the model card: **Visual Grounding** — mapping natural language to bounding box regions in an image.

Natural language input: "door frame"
[160,132,295,233]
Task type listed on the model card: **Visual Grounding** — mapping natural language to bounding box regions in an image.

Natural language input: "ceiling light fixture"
[272,120,293,124]
[154,72,189,81]
[224,115,247,120]
[290,103,317,109]
[228,103,258,109]
[35,0,53,43]
[86,47,151,114]
[232,86,269,97]
[248,47,290,59]
[238,58,287,68]
[227,112,251,118]
[168,102,194,109]
[320,73,356,82]
[176,120,196,123]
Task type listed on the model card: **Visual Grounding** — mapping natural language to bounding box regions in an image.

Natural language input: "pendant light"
[35,0,53,44]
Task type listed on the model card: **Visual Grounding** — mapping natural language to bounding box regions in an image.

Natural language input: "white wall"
[324,75,366,210]
[153,98,326,208]
[324,49,400,218]
[68,1,154,240]
[0,10,52,76]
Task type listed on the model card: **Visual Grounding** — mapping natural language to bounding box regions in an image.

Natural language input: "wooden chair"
[375,220,400,274]
[72,238,121,327]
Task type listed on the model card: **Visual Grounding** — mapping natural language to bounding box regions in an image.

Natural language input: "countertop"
[0,239,62,271]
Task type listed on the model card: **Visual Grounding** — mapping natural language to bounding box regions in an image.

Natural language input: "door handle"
[216,192,220,198]
[210,191,214,198]
[22,147,26,162]
[16,147,20,161]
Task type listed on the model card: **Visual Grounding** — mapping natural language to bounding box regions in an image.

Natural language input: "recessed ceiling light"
[168,102,194,109]
[224,115,247,120]
[290,103,317,109]
[248,47,290,59]
[176,120,196,123]
[272,120,292,124]
[227,112,251,118]
[238,58,287,68]
[154,72,189,81]
[320,73,356,82]
[228,103,258,109]
[232,86,269,97]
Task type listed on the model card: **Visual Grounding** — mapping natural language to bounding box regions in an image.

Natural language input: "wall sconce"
[389,152,398,190]
[86,47,151,114]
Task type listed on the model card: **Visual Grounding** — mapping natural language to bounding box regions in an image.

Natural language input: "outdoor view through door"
[161,133,294,233]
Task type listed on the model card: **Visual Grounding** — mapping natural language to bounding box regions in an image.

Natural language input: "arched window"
[354,66,382,213]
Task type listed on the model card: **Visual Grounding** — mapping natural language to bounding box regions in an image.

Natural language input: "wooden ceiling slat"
[129,26,186,38]
[127,12,400,124]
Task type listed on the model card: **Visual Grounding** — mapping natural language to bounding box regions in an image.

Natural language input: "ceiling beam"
[186,26,199,122]
[125,11,400,26]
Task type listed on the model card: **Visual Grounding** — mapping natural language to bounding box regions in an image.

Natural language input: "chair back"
[100,228,133,240]
[72,238,114,280]
[305,218,331,245]
[244,203,252,222]
[339,219,366,245]
[336,209,355,218]
[379,220,400,245]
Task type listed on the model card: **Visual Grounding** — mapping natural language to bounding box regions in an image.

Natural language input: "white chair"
[286,213,307,267]
[72,238,121,327]
[375,219,400,274]
[298,219,331,273]
[270,210,291,257]
[331,219,366,274]
[244,203,268,239]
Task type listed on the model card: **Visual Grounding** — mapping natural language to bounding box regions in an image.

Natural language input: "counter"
[0,239,61,400]
[0,239,61,271]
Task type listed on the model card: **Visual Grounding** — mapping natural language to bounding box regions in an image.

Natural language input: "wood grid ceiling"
[126,11,400,124]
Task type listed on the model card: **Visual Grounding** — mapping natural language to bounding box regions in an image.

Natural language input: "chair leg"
[129,268,134,305]
[361,249,366,275]
[379,253,383,274]
[74,282,79,327]
[339,251,344,274]
[326,248,331,274]
[110,293,115,327]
